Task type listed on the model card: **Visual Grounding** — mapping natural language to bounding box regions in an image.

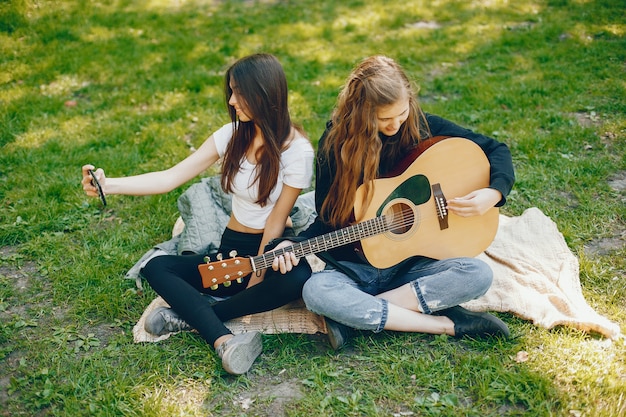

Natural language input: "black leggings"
[142,228,311,346]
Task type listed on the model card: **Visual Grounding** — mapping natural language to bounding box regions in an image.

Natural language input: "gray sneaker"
[144,307,192,336]
[216,332,262,375]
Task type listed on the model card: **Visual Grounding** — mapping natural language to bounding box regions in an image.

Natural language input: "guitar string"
[207,205,453,279]
[252,206,437,270]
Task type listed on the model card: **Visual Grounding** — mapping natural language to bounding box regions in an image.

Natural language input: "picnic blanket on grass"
[132,203,622,343]
[467,207,621,340]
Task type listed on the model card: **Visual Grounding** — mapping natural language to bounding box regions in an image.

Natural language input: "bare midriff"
[226,214,292,234]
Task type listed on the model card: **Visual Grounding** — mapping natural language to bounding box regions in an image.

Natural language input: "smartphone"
[88,169,107,207]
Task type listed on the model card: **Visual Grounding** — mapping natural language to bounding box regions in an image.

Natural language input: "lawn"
[1,0,625,416]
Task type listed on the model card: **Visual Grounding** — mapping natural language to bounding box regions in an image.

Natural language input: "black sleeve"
[426,113,515,206]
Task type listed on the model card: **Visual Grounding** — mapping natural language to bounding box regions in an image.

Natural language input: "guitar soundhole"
[387,202,415,235]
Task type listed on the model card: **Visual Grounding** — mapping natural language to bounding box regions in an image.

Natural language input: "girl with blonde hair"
[297,55,515,348]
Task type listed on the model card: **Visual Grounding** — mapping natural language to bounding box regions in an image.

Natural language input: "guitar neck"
[250,215,391,272]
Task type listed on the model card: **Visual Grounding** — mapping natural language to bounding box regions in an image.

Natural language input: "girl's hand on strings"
[447,188,501,217]
[270,241,299,274]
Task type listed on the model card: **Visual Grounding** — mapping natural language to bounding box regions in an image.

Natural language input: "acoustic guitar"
[198,137,499,289]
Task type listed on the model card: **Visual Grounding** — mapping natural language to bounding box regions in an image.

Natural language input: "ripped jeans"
[302,257,492,332]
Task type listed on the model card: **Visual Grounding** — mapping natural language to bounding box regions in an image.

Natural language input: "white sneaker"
[216,332,262,375]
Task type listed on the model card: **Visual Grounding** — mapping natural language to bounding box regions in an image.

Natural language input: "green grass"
[1,0,625,415]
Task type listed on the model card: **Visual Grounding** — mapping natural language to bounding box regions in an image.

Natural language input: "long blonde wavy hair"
[320,55,429,227]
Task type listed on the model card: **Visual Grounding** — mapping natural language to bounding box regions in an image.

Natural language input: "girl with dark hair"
[290,55,515,348]
[81,53,314,374]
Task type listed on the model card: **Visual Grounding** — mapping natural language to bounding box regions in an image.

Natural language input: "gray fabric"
[176,176,232,255]
[125,175,316,289]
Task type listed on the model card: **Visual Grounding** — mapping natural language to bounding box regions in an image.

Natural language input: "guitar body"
[353,137,499,268]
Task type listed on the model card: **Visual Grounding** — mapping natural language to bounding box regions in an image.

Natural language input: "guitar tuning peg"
[203,255,210,263]
[223,281,231,287]
[229,250,237,257]
[210,284,218,290]
[216,253,223,261]
[236,278,243,284]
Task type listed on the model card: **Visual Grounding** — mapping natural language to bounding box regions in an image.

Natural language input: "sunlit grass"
[0,0,624,415]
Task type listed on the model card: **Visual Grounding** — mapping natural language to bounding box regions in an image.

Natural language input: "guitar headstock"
[198,256,253,289]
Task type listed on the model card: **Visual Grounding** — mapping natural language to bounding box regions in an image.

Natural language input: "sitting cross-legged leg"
[303,256,508,349]
[141,228,311,374]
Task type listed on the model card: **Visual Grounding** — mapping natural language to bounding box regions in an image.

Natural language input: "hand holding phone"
[88,169,107,207]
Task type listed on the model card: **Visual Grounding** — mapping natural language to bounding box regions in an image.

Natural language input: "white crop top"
[212,123,314,229]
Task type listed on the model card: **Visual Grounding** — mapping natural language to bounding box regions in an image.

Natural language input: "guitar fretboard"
[252,215,393,271]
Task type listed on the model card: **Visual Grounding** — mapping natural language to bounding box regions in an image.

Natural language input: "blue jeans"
[302,257,492,332]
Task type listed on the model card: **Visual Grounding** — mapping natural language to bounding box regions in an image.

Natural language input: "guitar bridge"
[432,183,449,230]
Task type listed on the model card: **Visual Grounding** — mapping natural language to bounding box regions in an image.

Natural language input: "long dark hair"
[221,53,299,206]
[321,55,428,227]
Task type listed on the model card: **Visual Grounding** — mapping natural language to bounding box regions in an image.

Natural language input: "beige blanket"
[133,207,622,343]
[466,207,621,340]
